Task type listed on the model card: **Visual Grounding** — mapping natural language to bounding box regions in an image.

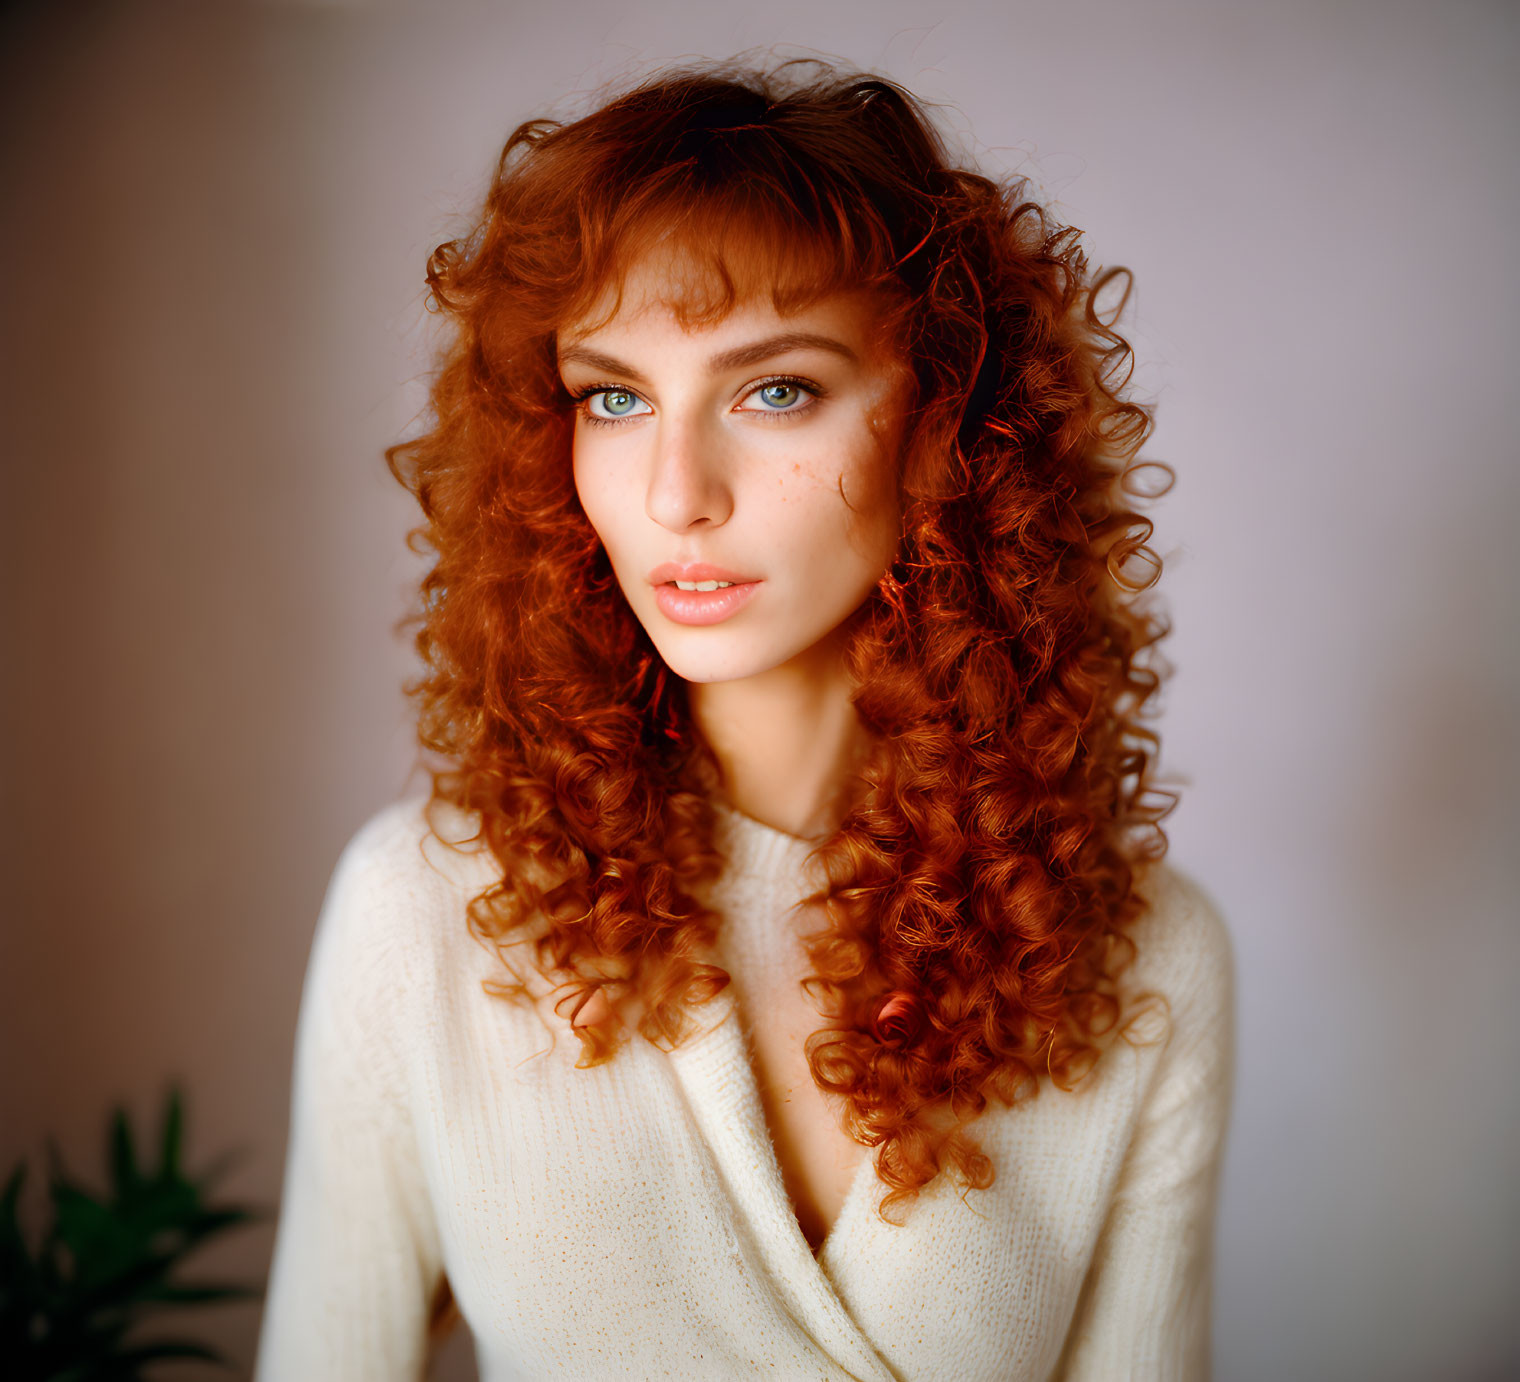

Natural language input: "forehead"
[558,245,896,361]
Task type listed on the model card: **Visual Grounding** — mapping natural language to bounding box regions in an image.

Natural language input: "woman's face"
[559,259,907,686]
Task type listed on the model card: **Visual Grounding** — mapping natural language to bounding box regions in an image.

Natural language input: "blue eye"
[585,388,650,420]
[759,383,800,408]
[735,377,820,416]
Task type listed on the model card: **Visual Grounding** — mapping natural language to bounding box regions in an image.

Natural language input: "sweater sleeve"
[255,813,445,1381]
[1058,871,1236,1382]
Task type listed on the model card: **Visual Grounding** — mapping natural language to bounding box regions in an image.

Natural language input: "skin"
[559,254,909,840]
[558,254,910,1247]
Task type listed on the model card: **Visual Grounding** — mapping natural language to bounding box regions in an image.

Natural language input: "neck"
[688,634,871,840]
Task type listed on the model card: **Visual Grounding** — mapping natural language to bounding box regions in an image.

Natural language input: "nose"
[644,413,733,532]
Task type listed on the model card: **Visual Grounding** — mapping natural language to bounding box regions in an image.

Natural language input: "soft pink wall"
[2,2,1515,1378]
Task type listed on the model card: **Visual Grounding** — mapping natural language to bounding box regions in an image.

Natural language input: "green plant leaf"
[109,1109,140,1202]
[61,1250,177,1319]
[0,1162,43,1321]
[158,1087,183,1182]
[191,1145,251,1194]
[135,1280,259,1306]
[1,1162,27,1242]
[116,1336,230,1366]
[5,1085,261,1376]
[180,1206,256,1240]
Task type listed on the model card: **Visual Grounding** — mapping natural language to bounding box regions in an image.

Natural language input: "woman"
[257,57,1233,1381]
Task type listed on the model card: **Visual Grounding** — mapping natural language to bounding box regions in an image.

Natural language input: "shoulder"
[330,794,496,892]
[327,795,502,915]
[310,795,504,996]
[1111,865,1235,1094]
[1121,864,1234,1015]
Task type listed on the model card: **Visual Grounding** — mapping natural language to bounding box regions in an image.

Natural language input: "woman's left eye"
[739,380,815,414]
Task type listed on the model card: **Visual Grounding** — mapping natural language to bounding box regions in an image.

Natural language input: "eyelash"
[568,374,824,428]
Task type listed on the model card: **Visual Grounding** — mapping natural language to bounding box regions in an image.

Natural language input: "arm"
[255,818,445,1381]
[1058,873,1236,1381]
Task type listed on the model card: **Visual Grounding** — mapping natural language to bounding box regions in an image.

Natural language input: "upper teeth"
[674,580,733,591]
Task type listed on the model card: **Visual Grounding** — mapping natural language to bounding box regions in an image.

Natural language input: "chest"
[716,898,866,1254]
[420,899,1144,1381]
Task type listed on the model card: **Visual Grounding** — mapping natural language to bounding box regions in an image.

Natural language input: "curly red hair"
[387,57,1174,1222]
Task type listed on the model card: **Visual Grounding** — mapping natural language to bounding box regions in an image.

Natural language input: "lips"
[647,561,760,587]
[647,562,763,627]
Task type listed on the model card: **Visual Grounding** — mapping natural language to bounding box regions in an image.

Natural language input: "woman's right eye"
[582,388,652,422]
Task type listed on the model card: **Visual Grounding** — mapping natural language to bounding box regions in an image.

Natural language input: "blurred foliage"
[1,1086,261,1381]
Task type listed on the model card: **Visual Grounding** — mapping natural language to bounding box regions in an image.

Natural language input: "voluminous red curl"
[387,57,1175,1224]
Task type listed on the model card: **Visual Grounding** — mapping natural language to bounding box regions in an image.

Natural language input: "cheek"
[778,463,896,594]
[571,443,592,517]
[573,445,627,554]
[815,423,901,569]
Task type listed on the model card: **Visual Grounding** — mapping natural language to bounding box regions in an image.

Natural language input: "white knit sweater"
[255,796,1233,1381]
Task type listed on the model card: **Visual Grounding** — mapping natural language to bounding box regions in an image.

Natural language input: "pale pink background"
[2,1,1515,1378]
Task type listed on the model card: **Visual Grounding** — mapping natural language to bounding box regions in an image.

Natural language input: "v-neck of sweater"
[708,795,824,881]
[706,792,831,989]
[257,795,1235,1380]
[705,798,834,1012]
[661,800,895,1378]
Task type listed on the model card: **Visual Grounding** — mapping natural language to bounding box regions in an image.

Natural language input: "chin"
[640,620,800,685]
[651,641,774,685]
[638,603,863,687]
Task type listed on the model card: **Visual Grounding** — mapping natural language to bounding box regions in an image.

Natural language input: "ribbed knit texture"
[256,797,1233,1381]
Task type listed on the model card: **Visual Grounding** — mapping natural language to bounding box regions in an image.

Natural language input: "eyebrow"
[556,331,859,384]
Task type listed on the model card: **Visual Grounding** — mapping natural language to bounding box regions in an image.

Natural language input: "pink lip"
[647,562,763,627]
[653,581,761,626]
[647,561,759,586]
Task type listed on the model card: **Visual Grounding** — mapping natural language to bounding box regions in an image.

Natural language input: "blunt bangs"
[556,140,909,340]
